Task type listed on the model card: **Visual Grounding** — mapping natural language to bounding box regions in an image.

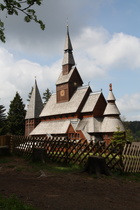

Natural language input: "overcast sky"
[0,0,140,121]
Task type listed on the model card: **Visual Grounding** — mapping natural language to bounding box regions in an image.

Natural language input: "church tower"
[25,79,43,136]
[101,84,125,144]
[56,26,83,103]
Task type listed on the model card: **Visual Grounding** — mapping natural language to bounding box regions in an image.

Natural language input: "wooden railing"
[11,135,123,171]
[1,135,139,173]
[122,142,140,173]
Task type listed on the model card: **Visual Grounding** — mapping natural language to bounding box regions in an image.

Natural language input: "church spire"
[103,83,120,116]
[62,25,75,74]
[25,79,43,120]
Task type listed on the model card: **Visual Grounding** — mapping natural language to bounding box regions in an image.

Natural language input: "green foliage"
[111,127,126,145]
[0,0,45,42]
[42,88,52,104]
[7,92,26,135]
[0,194,37,210]
[123,121,140,142]
[0,103,7,135]
[125,129,133,142]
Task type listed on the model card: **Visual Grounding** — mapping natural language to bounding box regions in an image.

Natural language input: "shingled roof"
[81,92,102,113]
[30,120,71,135]
[101,84,124,132]
[56,66,75,85]
[103,84,120,116]
[25,80,43,119]
[40,85,90,117]
[101,116,125,132]
[62,25,75,66]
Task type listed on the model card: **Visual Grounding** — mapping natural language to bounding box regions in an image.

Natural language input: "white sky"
[0,0,140,121]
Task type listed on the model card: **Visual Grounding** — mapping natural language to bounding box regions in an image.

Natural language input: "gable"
[93,93,107,117]
[81,92,106,117]
[56,67,83,86]
[69,67,83,86]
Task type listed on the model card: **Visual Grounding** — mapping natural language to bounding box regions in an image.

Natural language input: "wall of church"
[56,83,69,103]
[25,118,40,136]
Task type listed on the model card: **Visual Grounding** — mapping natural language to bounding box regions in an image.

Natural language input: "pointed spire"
[101,83,125,133]
[107,83,116,101]
[103,83,120,116]
[62,25,75,74]
[25,79,43,119]
[64,25,73,51]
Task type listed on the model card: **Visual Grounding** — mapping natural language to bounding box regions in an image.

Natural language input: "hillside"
[124,121,140,142]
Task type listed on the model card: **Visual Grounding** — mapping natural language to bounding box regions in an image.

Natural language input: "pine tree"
[111,127,126,145]
[43,88,52,105]
[7,92,26,135]
[27,86,33,102]
[0,103,7,135]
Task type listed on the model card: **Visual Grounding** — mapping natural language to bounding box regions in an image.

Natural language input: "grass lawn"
[0,194,37,210]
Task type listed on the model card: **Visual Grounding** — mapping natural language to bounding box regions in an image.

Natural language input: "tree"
[0,0,45,42]
[111,127,126,145]
[0,103,7,135]
[125,129,133,142]
[123,121,140,142]
[43,88,52,105]
[7,92,26,135]
[27,86,33,102]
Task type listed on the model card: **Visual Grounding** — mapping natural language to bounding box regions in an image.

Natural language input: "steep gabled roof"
[56,66,75,85]
[76,117,102,133]
[81,92,102,113]
[40,86,90,117]
[56,66,83,85]
[25,80,43,119]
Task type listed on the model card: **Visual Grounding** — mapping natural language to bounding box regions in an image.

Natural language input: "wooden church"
[25,27,125,143]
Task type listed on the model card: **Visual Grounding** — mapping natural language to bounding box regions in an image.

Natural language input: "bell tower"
[62,26,75,75]
[56,26,83,103]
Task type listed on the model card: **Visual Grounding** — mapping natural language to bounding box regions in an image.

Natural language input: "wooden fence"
[0,135,11,155]
[122,142,140,173]
[0,135,11,147]
[10,135,124,171]
[1,135,140,173]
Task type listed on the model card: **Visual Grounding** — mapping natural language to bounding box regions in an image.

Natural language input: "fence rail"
[0,135,140,173]
[122,142,140,173]
[10,135,123,171]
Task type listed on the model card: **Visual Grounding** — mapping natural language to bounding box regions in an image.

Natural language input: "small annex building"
[25,27,125,143]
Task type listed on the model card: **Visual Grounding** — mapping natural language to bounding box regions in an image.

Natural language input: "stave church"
[25,27,125,144]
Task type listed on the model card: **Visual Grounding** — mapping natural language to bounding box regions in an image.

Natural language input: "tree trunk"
[32,148,46,163]
[84,156,111,176]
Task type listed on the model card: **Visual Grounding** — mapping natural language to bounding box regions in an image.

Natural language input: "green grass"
[29,160,82,174]
[0,194,37,210]
[121,172,140,182]
[112,170,140,182]
[0,157,12,164]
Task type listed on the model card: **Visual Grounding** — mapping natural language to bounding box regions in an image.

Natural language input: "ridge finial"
[109,83,112,91]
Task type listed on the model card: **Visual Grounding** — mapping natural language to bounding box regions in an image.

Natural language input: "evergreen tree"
[0,103,7,135]
[111,127,126,145]
[7,92,26,135]
[125,129,133,142]
[43,88,52,105]
[27,86,33,102]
